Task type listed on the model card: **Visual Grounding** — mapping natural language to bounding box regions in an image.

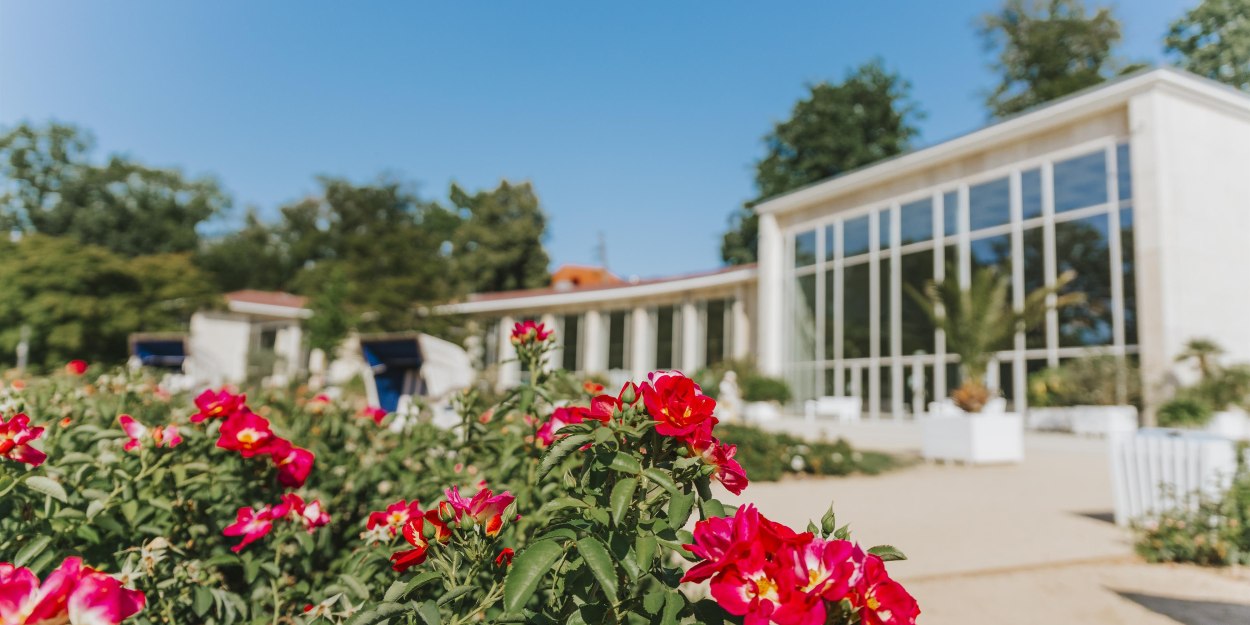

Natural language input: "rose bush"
[1,326,919,625]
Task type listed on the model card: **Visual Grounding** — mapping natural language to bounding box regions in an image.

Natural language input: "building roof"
[755,67,1250,218]
[436,264,757,315]
[224,290,313,319]
[550,264,623,289]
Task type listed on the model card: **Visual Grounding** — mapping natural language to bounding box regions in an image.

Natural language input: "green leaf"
[635,534,657,570]
[643,588,666,615]
[193,587,214,617]
[867,545,907,562]
[414,601,442,625]
[339,574,369,598]
[385,570,439,601]
[14,535,51,567]
[661,590,686,625]
[58,452,96,465]
[24,476,67,503]
[538,497,590,515]
[699,498,726,519]
[437,585,475,606]
[667,491,694,529]
[610,478,638,525]
[538,434,593,480]
[642,468,680,495]
[504,539,564,613]
[608,452,641,475]
[577,537,618,602]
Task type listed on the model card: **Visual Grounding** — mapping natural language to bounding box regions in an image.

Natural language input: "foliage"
[979,0,1139,118]
[1156,397,1214,428]
[1028,355,1141,407]
[1175,337,1225,380]
[449,181,550,294]
[690,359,756,401]
[1166,0,1250,91]
[1,324,918,625]
[909,265,1082,411]
[721,60,920,264]
[716,423,901,482]
[306,266,353,354]
[1135,448,1250,566]
[0,122,229,257]
[741,375,791,404]
[0,235,218,370]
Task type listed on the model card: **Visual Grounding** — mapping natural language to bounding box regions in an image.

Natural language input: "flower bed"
[1,324,919,625]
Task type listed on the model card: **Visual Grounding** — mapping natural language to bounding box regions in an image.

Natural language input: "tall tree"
[980,0,1134,118]
[0,122,229,256]
[721,61,920,264]
[1166,0,1250,90]
[449,180,550,293]
[196,209,294,292]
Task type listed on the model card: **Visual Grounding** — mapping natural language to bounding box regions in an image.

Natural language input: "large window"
[785,140,1137,416]
[561,314,580,371]
[705,299,727,366]
[655,306,675,370]
[607,310,628,370]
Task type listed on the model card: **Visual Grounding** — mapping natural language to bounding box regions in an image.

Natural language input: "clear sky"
[0,1,1192,279]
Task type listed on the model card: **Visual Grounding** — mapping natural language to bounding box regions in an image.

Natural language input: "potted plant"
[741,373,792,422]
[910,266,1081,463]
[1027,355,1140,436]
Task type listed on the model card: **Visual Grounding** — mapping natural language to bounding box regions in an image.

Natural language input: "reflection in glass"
[943,191,959,237]
[1117,144,1132,201]
[1022,168,1042,220]
[705,299,727,366]
[844,216,871,257]
[843,263,871,358]
[794,275,818,361]
[1056,214,1112,347]
[824,224,835,261]
[971,234,1012,274]
[970,177,1011,231]
[608,310,628,369]
[900,250,935,354]
[1121,208,1137,345]
[824,270,836,360]
[1055,151,1108,213]
[878,367,893,415]
[1022,227,1046,348]
[879,209,892,249]
[655,306,674,370]
[900,198,933,244]
[795,230,817,267]
[880,257,891,355]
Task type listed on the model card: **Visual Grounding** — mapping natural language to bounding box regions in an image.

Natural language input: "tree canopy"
[721,61,920,264]
[979,0,1138,118]
[449,181,550,294]
[1166,0,1250,91]
[0,122,229,257]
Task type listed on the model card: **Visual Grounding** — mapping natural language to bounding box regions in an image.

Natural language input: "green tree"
[1166,0,1250,90]
[0,122,229,256]
[980,0,1136,118]
[722,61,920,264]
[196,209,294,292]
[449,180,550,293]
[911,266,1083,412]
[306,266,352,354]
[0,235,216,369]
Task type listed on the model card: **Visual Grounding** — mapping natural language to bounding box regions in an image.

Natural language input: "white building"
[187,290,311,386]
[444,68,1250,420]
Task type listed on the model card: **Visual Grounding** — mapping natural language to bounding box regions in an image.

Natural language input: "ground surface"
[716,419,1250,625]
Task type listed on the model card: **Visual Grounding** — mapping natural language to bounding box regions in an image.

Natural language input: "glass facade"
[785,141,1136,417]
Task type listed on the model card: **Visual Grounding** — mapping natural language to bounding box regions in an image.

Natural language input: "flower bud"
[619,384,637,406]
[438,501,457,523]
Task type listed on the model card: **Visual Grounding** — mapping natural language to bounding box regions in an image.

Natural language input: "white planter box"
[1027,406,1138,437]
[803,396,862,423]
[1109,428,1239,526]
[1205,410,1250,441]
[743,401,782,423]
[921,413,1024,464]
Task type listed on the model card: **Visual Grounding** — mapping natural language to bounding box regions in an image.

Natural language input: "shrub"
[717,423,900,482]
[1157,396,1215,428]
[1135,449,1250,566]
[1028,355,1141,407]
[741,374,791,403]
[690,359,756,400]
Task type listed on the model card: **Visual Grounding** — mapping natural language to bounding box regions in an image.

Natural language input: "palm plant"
[909,266,1083,412]
[1175,337,1224,380]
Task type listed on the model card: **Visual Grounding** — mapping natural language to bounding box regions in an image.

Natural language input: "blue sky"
[0,1,1192,279]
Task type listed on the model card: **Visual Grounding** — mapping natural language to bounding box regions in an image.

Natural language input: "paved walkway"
[716,419,1250,625]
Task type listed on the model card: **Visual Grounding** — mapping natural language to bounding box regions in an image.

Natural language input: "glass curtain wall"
[785,140,1136,417]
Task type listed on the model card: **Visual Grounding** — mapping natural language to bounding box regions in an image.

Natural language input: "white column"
[680,299,699,374]
[583,310,604,373]
[630,305,650,380]
[498,315,520,389]
[757,212,785,376]
[732,286,750,360]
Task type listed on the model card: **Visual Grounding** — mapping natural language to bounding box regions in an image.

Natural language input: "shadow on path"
[1114,590,1250,625]
[1074,510,1116,525]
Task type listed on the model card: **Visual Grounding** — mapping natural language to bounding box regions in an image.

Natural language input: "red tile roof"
[225,290,309,309]
[466,264,756,302]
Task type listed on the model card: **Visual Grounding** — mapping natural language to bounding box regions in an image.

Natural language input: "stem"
[271,546,283,625]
